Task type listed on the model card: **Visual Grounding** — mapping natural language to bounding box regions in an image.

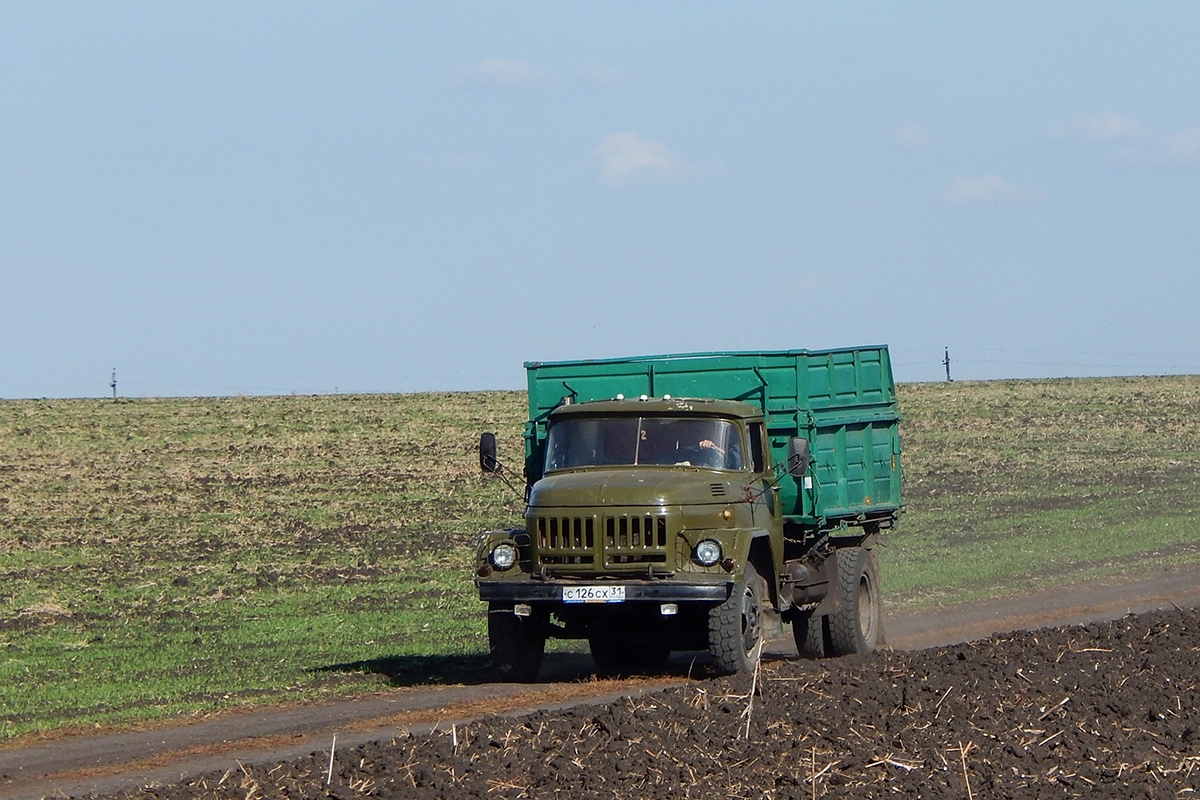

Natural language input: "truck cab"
[478,397,787,679]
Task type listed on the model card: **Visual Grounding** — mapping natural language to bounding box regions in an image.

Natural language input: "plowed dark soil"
[66,606,1200,800]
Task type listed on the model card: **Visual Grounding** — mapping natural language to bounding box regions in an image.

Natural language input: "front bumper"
[477,579,730,604]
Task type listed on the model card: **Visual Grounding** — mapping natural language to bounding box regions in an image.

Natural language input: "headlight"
[694,539,722,567]
[490,542,518,571]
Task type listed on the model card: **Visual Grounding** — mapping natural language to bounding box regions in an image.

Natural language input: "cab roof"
[547,396,763,421]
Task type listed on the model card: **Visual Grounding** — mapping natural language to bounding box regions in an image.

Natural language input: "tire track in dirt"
[2,563,1199,800]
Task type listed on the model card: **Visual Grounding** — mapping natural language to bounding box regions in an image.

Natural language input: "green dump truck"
[475,346,902,681]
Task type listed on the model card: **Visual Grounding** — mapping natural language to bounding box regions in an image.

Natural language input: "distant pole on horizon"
[943,348,952,382]
[111,368,117,400]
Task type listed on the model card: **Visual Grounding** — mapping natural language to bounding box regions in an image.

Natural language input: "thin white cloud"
[1052,112,1200,166]
[894,124,934,151]
[452,58,554,89]
[941,173,1033,205]
[590,132,695,187]
[435,152,487,168]
[579,63,626,85]
[1163,125,1200,165]
[1051,111,1147,143]
[799,272,833,293]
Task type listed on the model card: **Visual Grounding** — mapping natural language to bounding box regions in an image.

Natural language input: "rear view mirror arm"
[479,432,526,502]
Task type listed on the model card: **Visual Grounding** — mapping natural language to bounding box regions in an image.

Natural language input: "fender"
[725,528,782,611]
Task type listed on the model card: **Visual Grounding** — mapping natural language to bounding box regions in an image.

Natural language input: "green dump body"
[524,346,901,529]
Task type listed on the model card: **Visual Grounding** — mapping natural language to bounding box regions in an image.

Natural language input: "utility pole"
[942,348,952,382]
[111,369,117,400]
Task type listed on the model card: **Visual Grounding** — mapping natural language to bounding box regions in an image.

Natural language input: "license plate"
[563,585,626,604]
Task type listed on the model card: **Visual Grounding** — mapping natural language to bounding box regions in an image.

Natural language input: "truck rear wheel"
[828,547,881,656]
[488,602,546,682]
[708,561,767,674]
[792,610,826,659]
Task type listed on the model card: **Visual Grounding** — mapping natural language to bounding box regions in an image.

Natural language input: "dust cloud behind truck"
[476,346,902,681]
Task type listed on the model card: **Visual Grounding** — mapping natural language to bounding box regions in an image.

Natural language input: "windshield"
[544,416,745,472]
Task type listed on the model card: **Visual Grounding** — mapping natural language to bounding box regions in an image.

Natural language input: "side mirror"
[786,437,810,477]
[479,432,499,473]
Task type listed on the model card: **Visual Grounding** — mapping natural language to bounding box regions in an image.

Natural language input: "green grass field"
[2,376,1199,740]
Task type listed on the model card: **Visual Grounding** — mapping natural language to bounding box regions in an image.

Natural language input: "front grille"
[538,516,595,549]
[536,516,597,565]
[604,514,667,548]
[532,511,672,569]
[604,514,668,564]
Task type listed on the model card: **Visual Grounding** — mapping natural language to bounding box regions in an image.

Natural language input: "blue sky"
[3,2,1198,398]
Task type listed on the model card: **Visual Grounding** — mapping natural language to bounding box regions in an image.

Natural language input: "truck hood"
[529,468,739,509]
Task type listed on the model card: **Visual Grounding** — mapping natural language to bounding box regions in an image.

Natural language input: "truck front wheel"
[488,602,547,682]
[708,562,767,674]
[828,547,881,656]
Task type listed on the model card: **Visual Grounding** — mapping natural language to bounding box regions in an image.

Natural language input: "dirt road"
[3,563,1199,800]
